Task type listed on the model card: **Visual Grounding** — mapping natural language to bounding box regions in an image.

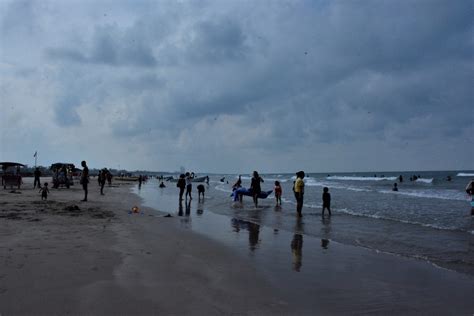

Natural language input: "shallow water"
[135,170,474,276]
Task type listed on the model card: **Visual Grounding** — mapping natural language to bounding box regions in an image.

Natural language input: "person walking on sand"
[293,171,305,217]
[274,181,282,206]
[466,179,474,216]
[80,161,89,201]
[250,171,264,208]
[322,187,331,217]
[33,167,41,189]
[39,182,50,200]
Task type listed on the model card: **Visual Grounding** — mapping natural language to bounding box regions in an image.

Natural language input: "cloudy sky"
[0,0,472,173]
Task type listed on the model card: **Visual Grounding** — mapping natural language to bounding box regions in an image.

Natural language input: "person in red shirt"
[274,181,282,206]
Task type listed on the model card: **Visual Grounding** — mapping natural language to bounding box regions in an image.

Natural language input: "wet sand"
[0,178,290,315]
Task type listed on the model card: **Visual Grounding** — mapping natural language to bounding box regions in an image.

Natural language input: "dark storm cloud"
[3,0,471,171]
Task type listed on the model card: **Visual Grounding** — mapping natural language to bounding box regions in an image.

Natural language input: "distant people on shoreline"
[322,187,331,216]
[293,171,305,217]
[392,183,398,192]
[99,169,108,195]
[465,180,474,216]
[80,161,89,202]
[250,171,264,208]
[399,175,403,183]
[138,175,143,189]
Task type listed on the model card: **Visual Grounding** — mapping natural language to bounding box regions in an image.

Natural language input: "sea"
[134,171,474,277]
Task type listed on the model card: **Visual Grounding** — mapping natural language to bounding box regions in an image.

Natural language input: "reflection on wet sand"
[231,218,261,251]
[320,216,331,250]
[178,202,183,216]
[185,200,191,216]
[291,234,303,272]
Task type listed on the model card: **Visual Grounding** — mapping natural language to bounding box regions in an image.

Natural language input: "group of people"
[228,170,331,218]
[176,172,206,202]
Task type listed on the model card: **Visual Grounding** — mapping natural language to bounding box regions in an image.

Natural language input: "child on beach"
[197,184,205,201]
[322,187,331,216]
[274,181,282,206]
[39,183,50,200]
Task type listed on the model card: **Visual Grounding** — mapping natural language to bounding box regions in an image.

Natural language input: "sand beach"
[0,178,290,315]
[1,176,473,315]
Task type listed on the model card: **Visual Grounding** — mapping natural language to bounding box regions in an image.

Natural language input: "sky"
[0,0,472,173]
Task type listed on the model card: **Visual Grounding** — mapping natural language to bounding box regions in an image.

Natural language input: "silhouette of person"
[177,174,186,202]
[80,161,89,201]
[322,187,331,216]
[34,167,41,189]
[197,184,205,201]
[250,171,263,208]
[294,171,305,217]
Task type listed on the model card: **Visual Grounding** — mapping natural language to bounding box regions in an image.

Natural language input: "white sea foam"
[378,189,466,201]
[214,184,232,193]
[415,178,433,184]
[336,208,461,232]
[327,176,397,181]
[303,177,372,192]
[457,173,474,177]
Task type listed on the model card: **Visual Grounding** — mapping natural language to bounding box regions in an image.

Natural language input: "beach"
[0,178,290,315]
[1,176,473,315]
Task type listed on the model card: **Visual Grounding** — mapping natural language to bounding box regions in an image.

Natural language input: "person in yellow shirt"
[293,171,305,217]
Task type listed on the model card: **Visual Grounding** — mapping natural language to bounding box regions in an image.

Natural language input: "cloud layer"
[1,0,472,173]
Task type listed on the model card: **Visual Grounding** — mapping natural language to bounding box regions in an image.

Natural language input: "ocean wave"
[214,184,233,193]
[415,178,433,184]
[305,178,372,192]
[457,173,474,177]
[327,176,397,181]
[378,189,466,201]
[336,208,463,232]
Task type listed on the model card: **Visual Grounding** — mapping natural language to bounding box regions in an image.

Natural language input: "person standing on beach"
[250,171,264,208]
[322,187,331,216]
[99,169,107,195]
[185,172,193,200]
[466,179,474,216]
[294,171,305,217]
[33,167,41,189]
[80,161,89,201]
[177,174,186,202]
[274,181,282,206]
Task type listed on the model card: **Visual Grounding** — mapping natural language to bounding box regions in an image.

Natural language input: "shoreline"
[135,179,474,315]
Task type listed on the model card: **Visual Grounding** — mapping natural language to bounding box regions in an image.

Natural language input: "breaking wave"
[326,176,397,181]
[457,173,474,177]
